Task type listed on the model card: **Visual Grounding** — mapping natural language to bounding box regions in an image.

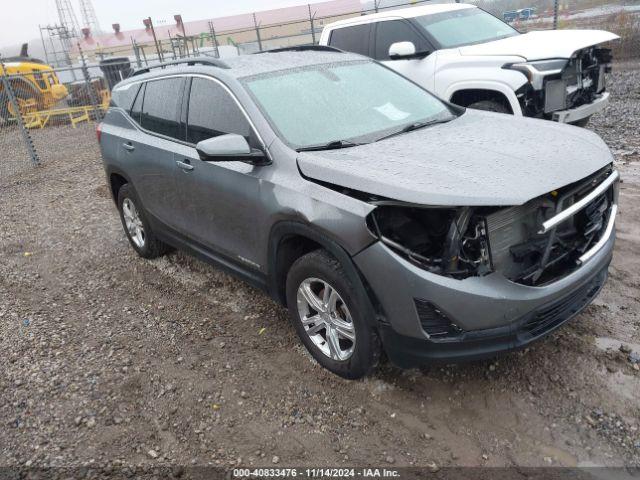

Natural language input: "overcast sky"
[1,0,331,48]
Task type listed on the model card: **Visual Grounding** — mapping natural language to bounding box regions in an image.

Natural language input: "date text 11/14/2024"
[233,468,401,478]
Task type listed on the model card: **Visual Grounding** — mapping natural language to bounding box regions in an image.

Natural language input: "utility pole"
[208,21,220,58]
[308,4,317,45]
[175,15,189,57]
[131,37,142,67]
[145,17,163,63]
[253,13,263,52]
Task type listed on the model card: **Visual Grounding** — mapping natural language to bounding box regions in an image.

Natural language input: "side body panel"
[433,50,528,114]
[100,109,183,230]
[381,55,438,92]
[172,142,264,267]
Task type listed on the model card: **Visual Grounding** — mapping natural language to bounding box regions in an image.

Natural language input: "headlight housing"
[504,59,568,90]
[366,205,492,279]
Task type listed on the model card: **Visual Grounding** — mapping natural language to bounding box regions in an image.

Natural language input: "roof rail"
[132,57,231,76]
[254,45,344,54]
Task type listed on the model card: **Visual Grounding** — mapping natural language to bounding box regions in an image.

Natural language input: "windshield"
[414,8,519,49]
[242,61,454,149]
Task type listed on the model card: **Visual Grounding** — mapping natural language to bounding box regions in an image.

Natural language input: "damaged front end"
[366,165,618,287]
[510,46,613,119]
[366,205,492,279]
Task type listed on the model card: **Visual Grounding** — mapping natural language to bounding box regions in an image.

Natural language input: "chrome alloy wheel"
[122,198,145,248]
[296,278,356,361]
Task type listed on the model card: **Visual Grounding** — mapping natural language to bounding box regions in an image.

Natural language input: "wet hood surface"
[297,110,614,207]
[458,30,619,60]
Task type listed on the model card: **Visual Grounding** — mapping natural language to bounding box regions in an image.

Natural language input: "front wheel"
[467,99,511,114]
[286,250,381,379]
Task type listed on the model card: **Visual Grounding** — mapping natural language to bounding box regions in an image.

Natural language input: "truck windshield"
[242,60,455,150]
[414,8,519,49]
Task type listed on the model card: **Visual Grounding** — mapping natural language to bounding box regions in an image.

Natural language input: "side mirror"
[388,41,429,60]
[196,133,269,165]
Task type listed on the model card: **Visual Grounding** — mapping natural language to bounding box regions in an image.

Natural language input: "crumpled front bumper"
[353,228,615,367]
[552,92,609,123]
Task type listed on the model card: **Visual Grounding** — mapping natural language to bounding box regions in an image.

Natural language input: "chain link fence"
[0,48,133,181]
[73,0,637,61]
[1,0,637,182]
[0,69,39,180]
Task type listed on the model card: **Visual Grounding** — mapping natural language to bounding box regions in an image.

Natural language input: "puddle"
[595,336,640,355]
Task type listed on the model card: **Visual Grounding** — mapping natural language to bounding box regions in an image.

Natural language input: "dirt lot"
[1,63,639,471]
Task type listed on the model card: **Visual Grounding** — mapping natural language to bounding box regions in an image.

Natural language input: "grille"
[485,168,614,286]
[521,270,605,338]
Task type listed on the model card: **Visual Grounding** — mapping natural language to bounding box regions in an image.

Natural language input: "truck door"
[374,19,437,93]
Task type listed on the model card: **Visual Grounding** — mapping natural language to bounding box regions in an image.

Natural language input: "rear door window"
[139,77,184,139]
[374,20,429,60]
[186,77,251,145]
[327,24,371,56]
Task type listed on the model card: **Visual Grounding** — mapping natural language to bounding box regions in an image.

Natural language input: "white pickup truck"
[319,3,619,126]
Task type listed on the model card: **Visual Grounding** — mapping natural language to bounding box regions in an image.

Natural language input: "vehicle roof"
[224,50,366,77]
[117,50,367,87]
[324,2,475,29]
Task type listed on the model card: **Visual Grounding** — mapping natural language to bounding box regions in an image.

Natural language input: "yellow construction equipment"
[0,45,69,116]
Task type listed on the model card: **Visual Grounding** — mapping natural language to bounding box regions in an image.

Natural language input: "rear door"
[120,76,186,231]
[172,76,264,267]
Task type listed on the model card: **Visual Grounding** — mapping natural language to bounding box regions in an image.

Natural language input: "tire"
[569,117,590,128]
[117,183,171,259]
[285,249,381,379]
[467,99,510,114]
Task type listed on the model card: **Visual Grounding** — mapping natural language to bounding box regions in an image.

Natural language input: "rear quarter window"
[328,24,371,56]
[110,82,141,110]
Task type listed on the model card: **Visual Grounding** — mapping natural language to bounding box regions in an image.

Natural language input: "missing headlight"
[367,206,492,278]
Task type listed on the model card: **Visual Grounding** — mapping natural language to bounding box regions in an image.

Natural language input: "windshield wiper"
[374,118,452,143]
[296,139,364,152]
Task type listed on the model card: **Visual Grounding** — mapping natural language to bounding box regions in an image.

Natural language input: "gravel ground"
[1,62,639,472]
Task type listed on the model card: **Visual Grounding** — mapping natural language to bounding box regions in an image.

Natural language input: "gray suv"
[99,47,618,379]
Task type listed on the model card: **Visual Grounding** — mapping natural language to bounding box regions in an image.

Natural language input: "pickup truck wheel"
[467,99,510,114]
[117,183,171,259]
[286,249,381,379]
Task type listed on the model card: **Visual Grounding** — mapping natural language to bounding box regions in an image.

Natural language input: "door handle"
[176,160,194,171]
[122,142,135,152]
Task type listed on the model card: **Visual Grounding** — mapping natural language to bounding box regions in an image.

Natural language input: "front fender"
[266,221,378,324]
[445,80,524,116]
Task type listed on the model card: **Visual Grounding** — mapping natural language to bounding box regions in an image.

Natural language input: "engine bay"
[367,166,616,286]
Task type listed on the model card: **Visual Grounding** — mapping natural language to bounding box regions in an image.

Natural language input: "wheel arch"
[446,82,522,116]
[267,221,380,327]
[107,168,131,204]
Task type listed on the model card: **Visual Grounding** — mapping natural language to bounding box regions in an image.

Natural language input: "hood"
[459,30,619,60]
[297,110,613,207]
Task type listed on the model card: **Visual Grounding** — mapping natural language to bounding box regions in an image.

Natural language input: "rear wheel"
[467,99,511,114]
[286,250,381,379]
[117,183,171,259]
